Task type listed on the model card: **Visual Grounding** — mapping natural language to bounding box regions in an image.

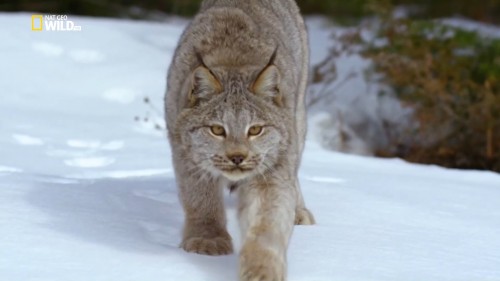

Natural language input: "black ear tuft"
[251,47,282,106]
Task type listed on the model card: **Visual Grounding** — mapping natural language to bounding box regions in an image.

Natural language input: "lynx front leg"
[176,165,233,255]
[238,179,296,281]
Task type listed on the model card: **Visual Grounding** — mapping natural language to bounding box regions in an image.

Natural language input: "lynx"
[165,0,314,280]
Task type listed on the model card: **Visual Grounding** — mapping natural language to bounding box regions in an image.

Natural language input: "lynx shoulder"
[164,0,314,280]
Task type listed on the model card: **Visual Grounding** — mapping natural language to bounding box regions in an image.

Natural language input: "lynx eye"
[248,125,263,136]
[210,125,226,137]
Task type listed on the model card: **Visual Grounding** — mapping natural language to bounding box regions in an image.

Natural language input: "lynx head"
[176,58,289,182]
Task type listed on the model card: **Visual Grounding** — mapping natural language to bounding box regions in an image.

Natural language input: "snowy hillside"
[1,13,500,281]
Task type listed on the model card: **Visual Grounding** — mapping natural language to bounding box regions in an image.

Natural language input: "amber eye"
[248,126,263,136]
[210,125,226,136]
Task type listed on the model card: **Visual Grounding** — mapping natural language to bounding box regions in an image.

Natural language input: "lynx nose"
[229,154,246,165]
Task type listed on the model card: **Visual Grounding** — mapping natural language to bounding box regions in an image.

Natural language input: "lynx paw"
[181,236,233,255]
[294,207,315,225]
[240,244,285,281]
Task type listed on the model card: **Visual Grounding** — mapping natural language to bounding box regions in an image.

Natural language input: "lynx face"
[177,65,288,182]
[186,92,285,181]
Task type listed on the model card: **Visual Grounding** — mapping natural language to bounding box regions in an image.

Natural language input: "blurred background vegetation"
[2,0,500,24]
[3,0,499,172]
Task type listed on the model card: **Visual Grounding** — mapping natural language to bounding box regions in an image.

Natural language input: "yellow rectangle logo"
[31,15,43,31]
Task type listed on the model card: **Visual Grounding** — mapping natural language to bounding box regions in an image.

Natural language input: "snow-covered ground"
[1,13,500,281]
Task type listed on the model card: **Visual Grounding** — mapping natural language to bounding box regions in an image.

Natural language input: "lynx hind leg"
[294,207,315,225]
[294,179,315,225]
[176,166,233,255]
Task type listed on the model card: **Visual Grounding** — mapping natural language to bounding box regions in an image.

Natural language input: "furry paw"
[294,207,315,225]
[240,243,285,281]
[181,236,233,255]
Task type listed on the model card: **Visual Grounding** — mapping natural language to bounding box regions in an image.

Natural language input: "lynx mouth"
[218,166,255,181]
[223,166,253,172]
[211,157,261,181]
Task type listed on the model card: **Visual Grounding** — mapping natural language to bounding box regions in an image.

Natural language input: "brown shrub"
[363,15,500,171]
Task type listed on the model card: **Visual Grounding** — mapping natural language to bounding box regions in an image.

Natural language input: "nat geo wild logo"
[31,15,82,31]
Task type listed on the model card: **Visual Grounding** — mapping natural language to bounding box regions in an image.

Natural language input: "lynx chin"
[164,0,315,280]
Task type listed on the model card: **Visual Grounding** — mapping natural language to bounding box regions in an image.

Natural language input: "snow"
[441,17,500,38]
[1,13,500,281]
[306,18,413,155]
[12,134,45,146]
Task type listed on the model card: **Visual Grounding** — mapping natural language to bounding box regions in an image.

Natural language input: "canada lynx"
[165,0,314,280]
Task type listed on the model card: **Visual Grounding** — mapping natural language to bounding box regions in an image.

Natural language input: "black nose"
[230,155,245,165]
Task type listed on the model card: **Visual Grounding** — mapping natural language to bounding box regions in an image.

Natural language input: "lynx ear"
[188,66,222,106]
[252,65,282,106]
